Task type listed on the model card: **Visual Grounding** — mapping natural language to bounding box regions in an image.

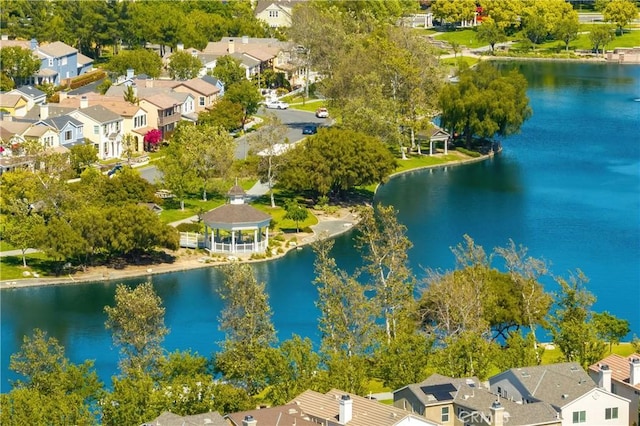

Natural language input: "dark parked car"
[302,125,317,135]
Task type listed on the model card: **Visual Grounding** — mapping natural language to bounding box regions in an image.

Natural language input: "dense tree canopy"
[0,46,40,88]
[105,48,162,78]
[168,50,203,80]
[278,127,396,200]
[439,62,532,148]
[603,0,639,35]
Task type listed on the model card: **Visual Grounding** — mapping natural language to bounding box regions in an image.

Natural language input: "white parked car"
[265,100,289,109]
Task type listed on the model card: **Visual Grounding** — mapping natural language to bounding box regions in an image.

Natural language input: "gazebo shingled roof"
[202,204,271,227]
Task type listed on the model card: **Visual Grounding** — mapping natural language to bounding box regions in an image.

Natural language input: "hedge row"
[68,70,107,90]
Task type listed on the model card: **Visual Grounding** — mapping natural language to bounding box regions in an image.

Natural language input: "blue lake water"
[1,62,639,392]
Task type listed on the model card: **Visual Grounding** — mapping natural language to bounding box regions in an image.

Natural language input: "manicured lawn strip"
[0,252,53,281]
[434,29,486,49]
[440,56,480,67]
[290,101,327,113]
[0,240,17,252]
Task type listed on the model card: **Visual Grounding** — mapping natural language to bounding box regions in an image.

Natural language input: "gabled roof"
[142,93,182,109]
[0,121,31,140]
[202,75,223,87]
[255,0,306,15]
[11,85,46,99]
[24,124,55,138]
[589,353,640,390]
[491,363,596,408]
[142,410,226,426]
[37,41,77,57]
[21,105,76,122]
[226,404,317,426]
[59,96,146,117]
[174,78,220,96]
[292,388,434,426]
[76,52,93,66]
[74,105,122,123]
[0,94,28,108]
[39,115,83,131]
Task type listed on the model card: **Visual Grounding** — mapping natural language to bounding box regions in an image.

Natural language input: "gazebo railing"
[208,239,268,253]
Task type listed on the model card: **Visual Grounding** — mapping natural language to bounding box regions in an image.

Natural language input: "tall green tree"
[603,0,639,35]
[0,46,40,88]
[278,127,396,201]
[589,24,615,56]
[283,199,309,233]
[211,55,246,87]
[104,282,169,374]
[224,79,262,131]
[553,12,580,51]
[439,62,532,149]
[477,17,507,53]
[1,199,44,268]
[68,141,98,176]
[168,50,203,80]
[432,0,478,25]
[0,329,102,426]
[592,311,630,353]
[548,271,606,367]
[105,49,162,78]
[479,0,524,34]
[197,98,244,131]
[214,263,277,395]
[247,114,288,207]
[172,123,235,201]
[357,205,415,344]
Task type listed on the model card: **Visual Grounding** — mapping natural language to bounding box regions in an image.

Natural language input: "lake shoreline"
[0,151,496,290]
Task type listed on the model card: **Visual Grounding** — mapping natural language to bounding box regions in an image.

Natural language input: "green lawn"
[290,100,327,113]
[0,240,17,252]
[0,252,55,281]
[434,29,486,49]
[440,56,480,67]
[541,342,638,364]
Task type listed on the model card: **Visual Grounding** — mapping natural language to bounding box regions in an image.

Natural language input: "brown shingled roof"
[202,204,271,227]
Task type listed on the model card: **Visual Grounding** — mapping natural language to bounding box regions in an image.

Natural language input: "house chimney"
[242,35,249,44]
[39,103,49,120]
[598,364,612,391]
[145,78,153,88]
[339,395,352,424]
[631,357,640,386]
[242,415,257,426]
[227,39,235,54]
[177,42,184,51]
[491,400,505,426]
[126,68,134,80]
[80,96,88,109]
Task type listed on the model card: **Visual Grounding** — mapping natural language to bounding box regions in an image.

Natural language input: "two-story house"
[172,77,220,113]
[489,363,630,426]
[254,0,306,28]
[589,354,640,426]
[59,94,150,153]
[139,93,181,138]
[395,374,561,426]
[69,98,124,159]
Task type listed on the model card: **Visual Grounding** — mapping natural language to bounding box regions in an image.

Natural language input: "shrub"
[68,70,107,90]
[175,223,202,233]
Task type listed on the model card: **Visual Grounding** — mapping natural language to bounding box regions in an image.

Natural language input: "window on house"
[93,125,99,134]
[269,10,278,17]
[441,406,449,422]
[572,410,586,423]
[605,407,618,420]
[48,58,53,66]
[61,57,67,66]
[65,130,72,141]
[199,96,205,106]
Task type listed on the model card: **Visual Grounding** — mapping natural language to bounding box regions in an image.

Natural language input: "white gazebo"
[201,185,271,254]
[417,126,452,155]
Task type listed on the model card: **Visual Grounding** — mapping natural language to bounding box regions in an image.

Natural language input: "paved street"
[140,106,329,184]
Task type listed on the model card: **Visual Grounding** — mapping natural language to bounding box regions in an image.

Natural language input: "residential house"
[0,119,64,173]
[169,43,218,77]
[254,0,307,28]
[395,374,561,426]
[139,93,181,138]
[0,37,93,86]
[172,77,220,113]
[69,98,124,160]
[203,36,289,81]
[167,91,197,122]
[0,93,29,117]
[589,354,640,426]
[489,362,630,426]
[7,85,47,110]
[36,111,85,148]
[141,411,227,426]
[76,52,94,75]
[226,404,319,426]
[202,74,225,97]
[59,94,150,153]
[291,388,440,426]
